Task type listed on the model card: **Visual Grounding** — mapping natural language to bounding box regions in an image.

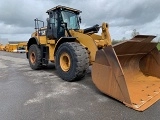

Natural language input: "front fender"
[54,37,76,56]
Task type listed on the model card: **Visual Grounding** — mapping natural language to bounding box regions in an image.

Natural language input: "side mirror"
[46,18,49,22]
[79,16,81,23]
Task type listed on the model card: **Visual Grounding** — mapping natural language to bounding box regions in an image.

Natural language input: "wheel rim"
[30,52,36,64]
[60,52,71,72]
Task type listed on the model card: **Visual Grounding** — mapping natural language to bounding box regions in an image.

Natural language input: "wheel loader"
[26,5,160,111]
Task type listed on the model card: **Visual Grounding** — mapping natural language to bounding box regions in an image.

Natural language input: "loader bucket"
[92,35,160,111]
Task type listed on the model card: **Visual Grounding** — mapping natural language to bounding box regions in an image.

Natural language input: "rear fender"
[27,37,39,50]
[26,37,39,59]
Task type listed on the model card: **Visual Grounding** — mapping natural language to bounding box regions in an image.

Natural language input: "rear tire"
[55,42,89,81]
[28,44,42,70]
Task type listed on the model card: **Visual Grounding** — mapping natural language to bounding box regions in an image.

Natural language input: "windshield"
[61,10,80,30]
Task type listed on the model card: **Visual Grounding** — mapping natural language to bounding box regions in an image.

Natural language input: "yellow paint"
[18,42,27,50]
[4,44,9,52]
[0,44,5,51]
[29,23,112,64]
[70,30,98,62]
[90,34,102,40]
[101,23,112,45]
[46,44,55,61]
[35,33,56,61]
[39,36,47,44]
[47,40,55,44]
[8,44,18,52]
[60,52,71,72]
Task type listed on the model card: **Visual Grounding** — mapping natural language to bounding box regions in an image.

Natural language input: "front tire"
[55,42,89,81]
[28,44,42,70]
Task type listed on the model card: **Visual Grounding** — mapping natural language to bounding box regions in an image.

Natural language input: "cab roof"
[46,5,82,14]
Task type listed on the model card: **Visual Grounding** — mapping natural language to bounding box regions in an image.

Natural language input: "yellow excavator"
[26,5,160,111]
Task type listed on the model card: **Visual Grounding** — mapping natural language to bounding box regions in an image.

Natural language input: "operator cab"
[46,5,82,40]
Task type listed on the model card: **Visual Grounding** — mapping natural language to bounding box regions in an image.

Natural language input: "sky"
[0,0,160,44]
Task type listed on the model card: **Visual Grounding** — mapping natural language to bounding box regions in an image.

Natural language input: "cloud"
[0,0,160,41]
[109,0,160,26]
[0,0,50,27]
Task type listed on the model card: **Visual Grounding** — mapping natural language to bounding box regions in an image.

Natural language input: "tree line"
[112,29,139,45]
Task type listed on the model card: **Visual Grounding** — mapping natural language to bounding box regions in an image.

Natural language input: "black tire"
[28,44,42,70]
[55,42,89,81]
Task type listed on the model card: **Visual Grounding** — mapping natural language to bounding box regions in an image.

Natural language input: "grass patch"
[157,43,160,51]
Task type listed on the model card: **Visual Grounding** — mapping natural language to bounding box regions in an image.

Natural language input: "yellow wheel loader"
[26,5,160,111]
